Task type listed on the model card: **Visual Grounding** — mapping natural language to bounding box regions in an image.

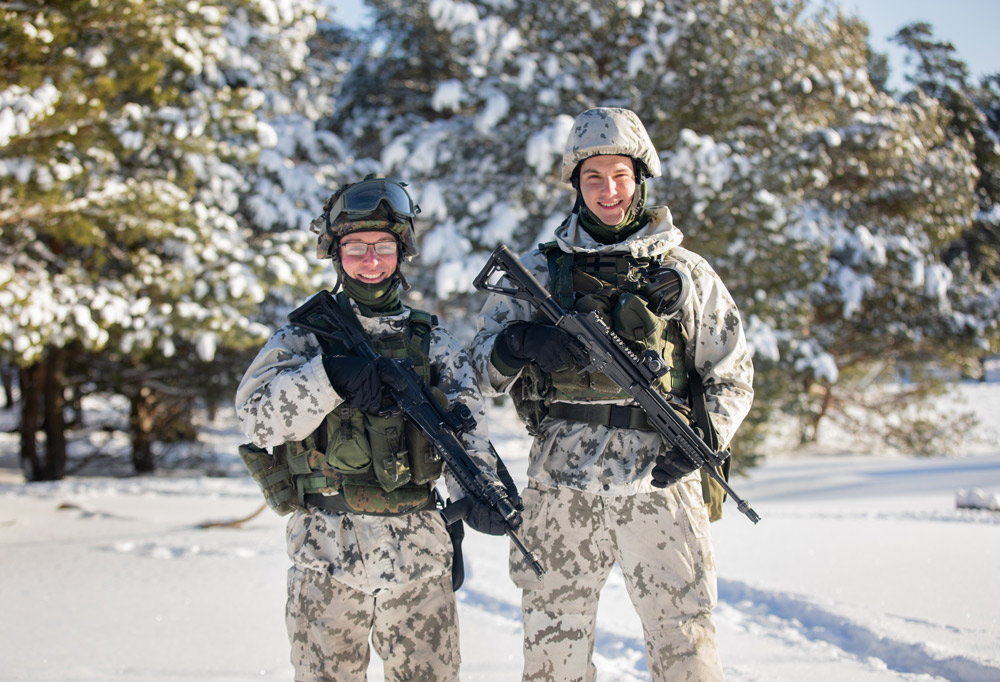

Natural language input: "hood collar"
[554,205,681,259]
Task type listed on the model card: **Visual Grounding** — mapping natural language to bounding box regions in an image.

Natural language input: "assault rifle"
[288,290,545,576]
[473,244,761,524]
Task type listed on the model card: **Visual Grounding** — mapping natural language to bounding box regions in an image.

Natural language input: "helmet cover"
[560,107,661,184]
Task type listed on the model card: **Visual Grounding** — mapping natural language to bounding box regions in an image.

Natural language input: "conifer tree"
[893,23,1000,359]
[0,0,335,476]
[325,0,991,452]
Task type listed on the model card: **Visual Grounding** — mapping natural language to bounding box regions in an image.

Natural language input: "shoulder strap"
[407,308,436,344]
[687,368,720,453]
[539,241,576,309]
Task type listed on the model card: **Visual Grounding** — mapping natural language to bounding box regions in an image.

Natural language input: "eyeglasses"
[339,240,399,258]
[335,179,420,221]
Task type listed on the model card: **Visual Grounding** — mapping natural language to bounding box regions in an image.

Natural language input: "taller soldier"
[468,108,754,681]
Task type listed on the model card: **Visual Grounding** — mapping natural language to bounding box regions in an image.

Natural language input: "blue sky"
[845,0,1000,86]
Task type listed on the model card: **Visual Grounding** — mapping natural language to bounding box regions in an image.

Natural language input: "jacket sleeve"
[234,323,342,449]
[676,251,755,450]
[428,327,500,501]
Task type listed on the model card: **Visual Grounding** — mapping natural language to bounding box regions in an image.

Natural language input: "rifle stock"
[288,290,545,575]
[473,244,760,524]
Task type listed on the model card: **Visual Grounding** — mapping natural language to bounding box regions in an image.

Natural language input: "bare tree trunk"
[130,387,156,473]
[18,364,42,480]
[17,347,69,481]
[1,362,14,409]
[41,347,67,480]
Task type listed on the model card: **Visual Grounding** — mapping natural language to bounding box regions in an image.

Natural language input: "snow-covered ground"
[1,382,999,682]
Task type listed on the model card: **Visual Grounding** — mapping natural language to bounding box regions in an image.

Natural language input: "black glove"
[650,445,700,489]
[462,498,510,536]
[322,354,384,413]
[494,321,578,373]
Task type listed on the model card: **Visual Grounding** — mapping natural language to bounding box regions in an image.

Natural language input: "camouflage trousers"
[286,567,459,682]
[284,509,460,682]
[509,477,723,682]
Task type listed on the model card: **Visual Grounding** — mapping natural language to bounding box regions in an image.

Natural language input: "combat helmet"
[560,107,661,185]
[310,176,421,262]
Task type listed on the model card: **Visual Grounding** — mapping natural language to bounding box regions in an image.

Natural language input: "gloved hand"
[650,446,700,489]
[322,354,384,413]
[494,321,578,373]
[462,498,510,536]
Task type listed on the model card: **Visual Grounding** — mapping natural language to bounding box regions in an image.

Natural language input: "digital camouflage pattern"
[286,507,459,681]
[469,204,752,682]
[560,107,663,183]
[469,206,754,496]
[236,298,492,681]
[287,567,459,682]
[510,481,722,682]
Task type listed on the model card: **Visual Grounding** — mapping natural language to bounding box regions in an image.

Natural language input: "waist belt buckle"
[607,405,633,429]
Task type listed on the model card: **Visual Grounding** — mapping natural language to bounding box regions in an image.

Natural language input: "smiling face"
[338,230,399,284]
[578,154,637,226]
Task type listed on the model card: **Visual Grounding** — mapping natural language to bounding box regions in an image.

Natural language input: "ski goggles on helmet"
[331,178,420,223]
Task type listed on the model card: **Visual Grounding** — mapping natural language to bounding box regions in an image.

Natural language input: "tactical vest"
[510,242,690,432]
[507,244,733,522]
[279,300,445,516]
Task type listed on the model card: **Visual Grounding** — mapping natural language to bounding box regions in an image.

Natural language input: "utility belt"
[548,402,653,430]
[301,481,438,516]
[238,442,439,518]
[547,401,692,431]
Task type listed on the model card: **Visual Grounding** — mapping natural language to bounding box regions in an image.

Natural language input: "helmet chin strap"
[397,270,411,291]
[626,158,649,220]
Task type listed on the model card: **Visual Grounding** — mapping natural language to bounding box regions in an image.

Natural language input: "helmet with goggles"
[310,176,421,260]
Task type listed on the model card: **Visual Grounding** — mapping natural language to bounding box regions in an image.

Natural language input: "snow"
[433,80,465,112]
[2,381,999,681]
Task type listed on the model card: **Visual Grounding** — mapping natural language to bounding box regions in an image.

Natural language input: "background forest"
[2,0,998,480]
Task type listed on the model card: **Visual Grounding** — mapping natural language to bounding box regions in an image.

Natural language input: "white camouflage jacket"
[235,297,495,587]
[469,206,754,496]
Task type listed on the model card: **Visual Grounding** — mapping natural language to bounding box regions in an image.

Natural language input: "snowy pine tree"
[324,0,995,451]
[0,0,339,476]
[2,0,996,474]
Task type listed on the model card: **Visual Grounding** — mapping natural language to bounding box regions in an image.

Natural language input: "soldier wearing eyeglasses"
[235,176,510,682]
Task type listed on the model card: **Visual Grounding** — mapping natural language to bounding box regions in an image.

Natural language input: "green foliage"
[0,0,331,474]
[894,23,1000,295]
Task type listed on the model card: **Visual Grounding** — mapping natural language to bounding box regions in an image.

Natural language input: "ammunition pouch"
[238,443,301,516]
[244,435,436,517]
